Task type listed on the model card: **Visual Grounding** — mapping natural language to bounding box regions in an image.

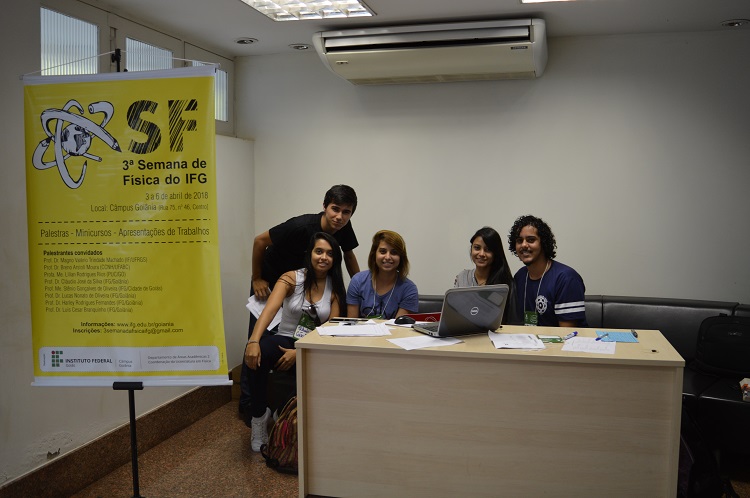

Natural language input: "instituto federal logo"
[32,99,121,189]
[51,350,63,368]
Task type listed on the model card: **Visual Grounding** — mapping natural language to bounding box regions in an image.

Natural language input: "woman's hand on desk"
[244,341,261,369]
[274,346,297,371]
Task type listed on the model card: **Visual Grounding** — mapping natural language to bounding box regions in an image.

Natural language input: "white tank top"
[277,269,333,338]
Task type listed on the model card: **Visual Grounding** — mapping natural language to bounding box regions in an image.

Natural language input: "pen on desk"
[631,329,638,338]
[596,332,609,342]
[330,317,367,322]
[562,331,577,341]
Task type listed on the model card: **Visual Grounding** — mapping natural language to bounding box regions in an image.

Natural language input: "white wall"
[236,30,750,304]
[216,135,255,369]
[0,1,253,484]
[3,0,750,487]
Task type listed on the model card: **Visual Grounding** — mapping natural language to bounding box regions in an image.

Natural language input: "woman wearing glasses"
[244,232,346,451]
[347,230,419,319]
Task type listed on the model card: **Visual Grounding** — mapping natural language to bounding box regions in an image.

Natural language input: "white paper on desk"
[318,323,392,337]
[561,336,616,354]
[245,295,283,330]
[488,332,545,350]
[388,336,461,350]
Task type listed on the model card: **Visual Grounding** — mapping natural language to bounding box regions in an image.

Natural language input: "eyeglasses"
[306,304,322,327]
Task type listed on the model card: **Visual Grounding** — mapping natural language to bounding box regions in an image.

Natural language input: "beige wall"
[0,1,253,484]
[236,31,750,303]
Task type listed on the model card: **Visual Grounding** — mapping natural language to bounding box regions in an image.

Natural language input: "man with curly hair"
[507,215,587,327]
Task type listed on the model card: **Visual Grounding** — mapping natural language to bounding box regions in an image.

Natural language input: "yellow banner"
[24,67,228,386]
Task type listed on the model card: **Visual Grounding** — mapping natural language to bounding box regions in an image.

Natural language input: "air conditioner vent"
[323,26,531,52]
[313,19,547,85]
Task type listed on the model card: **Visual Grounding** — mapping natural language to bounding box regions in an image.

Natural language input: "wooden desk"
[296,325,684,497]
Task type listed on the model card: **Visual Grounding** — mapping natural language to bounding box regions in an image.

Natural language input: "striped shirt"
[514,260,587,327]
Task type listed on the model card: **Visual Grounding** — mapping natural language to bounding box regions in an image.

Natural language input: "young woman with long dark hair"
[243,232,346,451]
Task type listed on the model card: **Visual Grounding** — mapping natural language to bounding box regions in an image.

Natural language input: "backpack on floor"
[260,396,298,475]
[694,315,750,378]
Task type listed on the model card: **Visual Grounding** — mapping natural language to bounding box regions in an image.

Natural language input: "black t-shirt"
[262,212,358,287]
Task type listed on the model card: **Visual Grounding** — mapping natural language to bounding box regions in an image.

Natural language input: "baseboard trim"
[0,385,231,498]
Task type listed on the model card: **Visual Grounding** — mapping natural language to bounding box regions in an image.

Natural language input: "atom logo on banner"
[32,99,121,189]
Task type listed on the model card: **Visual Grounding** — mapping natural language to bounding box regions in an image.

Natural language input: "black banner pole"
[111,48,121,73]
[113,381,144,498]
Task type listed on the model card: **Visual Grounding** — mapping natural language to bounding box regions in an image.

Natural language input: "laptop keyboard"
[417,322,440,332]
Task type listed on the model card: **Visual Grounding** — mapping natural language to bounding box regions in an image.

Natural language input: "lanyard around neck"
[372,274,397,318]
[523,260,550,314]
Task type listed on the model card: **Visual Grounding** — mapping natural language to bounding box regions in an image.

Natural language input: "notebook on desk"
[412,284,509,337]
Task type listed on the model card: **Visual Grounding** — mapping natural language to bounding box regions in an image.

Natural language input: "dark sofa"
[418,294,750,456]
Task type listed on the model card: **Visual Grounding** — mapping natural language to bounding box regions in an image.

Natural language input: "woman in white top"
[454,226,518,324]
[244,232,346,451]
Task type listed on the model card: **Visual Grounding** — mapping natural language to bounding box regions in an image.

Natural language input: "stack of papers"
[388,336,462,350]
[488,332,545,350]
[245,295,282,330]
[318,322,391,337]
[561,337,616,354]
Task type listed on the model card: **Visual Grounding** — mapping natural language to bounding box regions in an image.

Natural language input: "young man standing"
[250,185,360,298]
[507,215,587,327]
[240,184,360,417]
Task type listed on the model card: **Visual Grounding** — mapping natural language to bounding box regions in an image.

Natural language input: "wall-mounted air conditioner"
[312,18,547,85]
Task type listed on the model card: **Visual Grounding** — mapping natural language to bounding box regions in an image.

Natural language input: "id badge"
[524,311,539,326]
[293,312,316,340]
[366,313,384,320]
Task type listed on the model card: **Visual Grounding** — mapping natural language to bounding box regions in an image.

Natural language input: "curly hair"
[507,215,557,260]
[367,230,410,280]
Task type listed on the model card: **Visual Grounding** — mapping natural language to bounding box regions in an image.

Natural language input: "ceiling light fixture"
[721,19,749,28]
[240,0,374,21]
[520,0,574,3]
[289,43,311,50]
[235,37,259,44]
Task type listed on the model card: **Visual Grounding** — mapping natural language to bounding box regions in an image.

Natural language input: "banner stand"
[113,381,145,498]
[111,48,122,73]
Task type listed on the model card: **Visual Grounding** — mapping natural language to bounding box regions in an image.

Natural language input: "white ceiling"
[94,0,750,57]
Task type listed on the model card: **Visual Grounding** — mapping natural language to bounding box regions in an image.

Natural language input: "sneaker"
[250,407,271,452]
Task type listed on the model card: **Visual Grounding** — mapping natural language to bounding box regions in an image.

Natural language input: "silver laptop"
[412,284,509,337]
